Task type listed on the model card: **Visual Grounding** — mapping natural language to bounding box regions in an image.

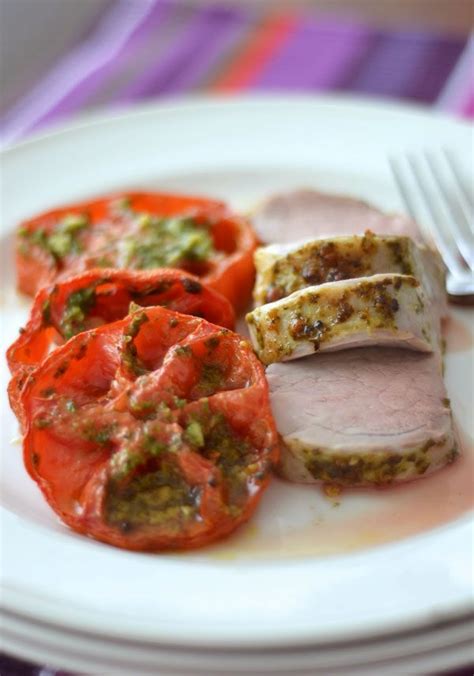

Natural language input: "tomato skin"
[16,192,257,312]
[7,268,235,425]
[204,214,257,312]
[21,307,279,551]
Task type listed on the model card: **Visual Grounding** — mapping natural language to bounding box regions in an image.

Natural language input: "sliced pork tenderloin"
[267,348,457,487]
[252,189,421,244]
[247,274,436,365]
[254,189,454,486]
[253,232,445,314]
[252,189,446,317]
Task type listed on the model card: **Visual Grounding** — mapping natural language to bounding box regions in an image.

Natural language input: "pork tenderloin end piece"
[252,189,421,244]
[247,274,436,365]
[267,348,457,487]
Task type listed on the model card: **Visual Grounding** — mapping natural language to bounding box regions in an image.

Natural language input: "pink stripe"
[462,90,474,117]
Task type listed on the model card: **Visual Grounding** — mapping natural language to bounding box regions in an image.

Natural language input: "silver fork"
[389,150,474,302]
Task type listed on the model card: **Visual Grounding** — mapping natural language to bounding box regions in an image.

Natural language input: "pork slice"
[253,232,446,315]
[267,348,457,487]
[252,189,422,244]
[247,274,437,365]
[253,190,447,317]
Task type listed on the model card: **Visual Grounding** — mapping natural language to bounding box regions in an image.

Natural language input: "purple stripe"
[436,37,474,115]
[162,7,250,93]
[38,0,173,126]
[86,3,194,107]
[251,17,372,91]
[120,5,242,99]
[346,32,466,103]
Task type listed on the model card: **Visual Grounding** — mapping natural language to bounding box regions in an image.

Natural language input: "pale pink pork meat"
[252,190,454,486]
[267,348,456,487]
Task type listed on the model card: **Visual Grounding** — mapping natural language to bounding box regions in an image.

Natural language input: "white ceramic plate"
[1,96,473,659]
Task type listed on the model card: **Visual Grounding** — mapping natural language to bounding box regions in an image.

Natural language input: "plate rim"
[1,92,472,157]
[1,93,473,650]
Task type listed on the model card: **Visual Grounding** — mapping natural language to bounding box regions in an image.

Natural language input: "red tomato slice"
[16,192,257,311]
[7,268,235,423]
[21,306,279,551]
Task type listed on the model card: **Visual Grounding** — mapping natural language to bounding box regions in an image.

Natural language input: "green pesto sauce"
[198,363,225,395]
[83,425,114,446]
[121,311,150,376]
[42,299,52,325]
[296,439,457,487]
[105,460,198,531]
[184,421,204,447]
[198,413,259,508]
[19,213,89,262]
[129,398,157,417]
[123,215,215,269]
[142,435,167,456]
[60,286,97,339]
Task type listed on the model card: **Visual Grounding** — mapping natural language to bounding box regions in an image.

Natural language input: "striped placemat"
[0,0,472,145]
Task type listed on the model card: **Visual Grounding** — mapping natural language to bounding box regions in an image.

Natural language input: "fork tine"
[389,155,453,254]
[406,154,467,279]
[388,157,419,221]
[444,148,474,210]
[424,151,474,269]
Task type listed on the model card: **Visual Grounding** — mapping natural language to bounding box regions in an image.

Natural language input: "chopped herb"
[112,196,132,212]
[175,345,192,357]
[42,299,51,325]
[109,447,142,480]
[185,421,204,448]
[19,213,90,262]
[65,399,77,413]
[205,336,220,351]
[128,301,143,315]
[121,311,149,376]
[122,215,215,269]
[60,286,96,339]
[53,361,69,378]
[83,426,114,445]
[198,413,257,506]
[105,460,198,527]
[143,435,167,456]
[129,398,156,415]
[173,396,187,408]
[198,363,224,393]
[35,417,51,429]
[181,277,202,294]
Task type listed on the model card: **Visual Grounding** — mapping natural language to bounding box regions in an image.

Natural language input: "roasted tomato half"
[7,268,235,423]
[21,306,279,551]
[16,192,257,311]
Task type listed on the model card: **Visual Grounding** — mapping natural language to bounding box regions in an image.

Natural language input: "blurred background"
[0,0,472,145]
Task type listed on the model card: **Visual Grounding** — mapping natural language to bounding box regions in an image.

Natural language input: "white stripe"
[0,0,156,146]
[436,33,474,112]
